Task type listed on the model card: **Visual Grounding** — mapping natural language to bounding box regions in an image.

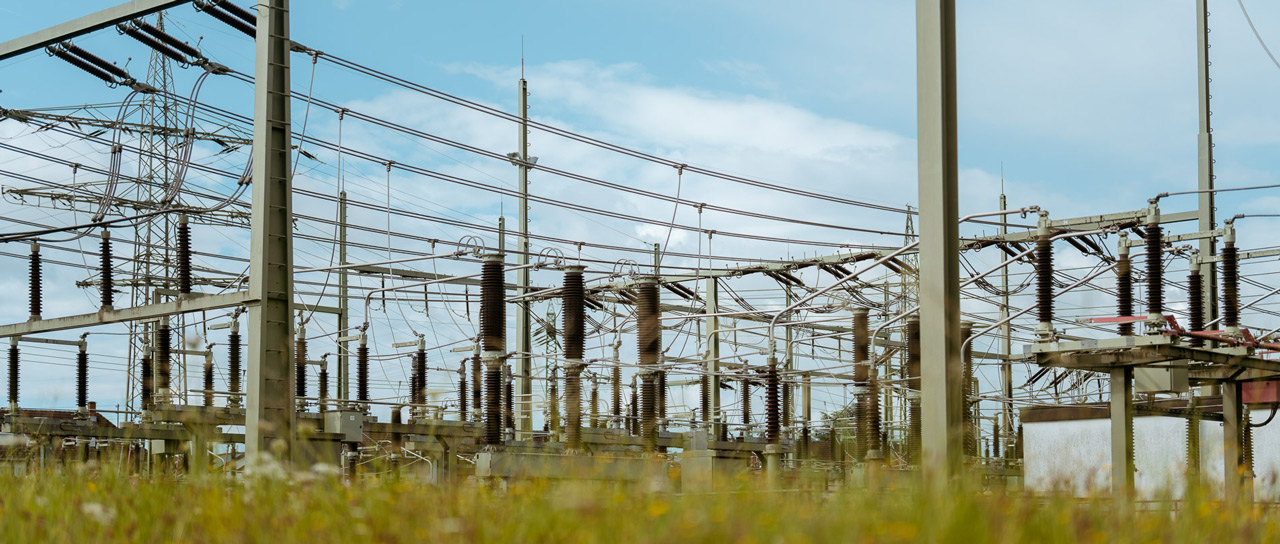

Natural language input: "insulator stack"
[202,355,214,408]
[1146,223,1164,317]
[480,254,505,445]
[318,365,329,411]
[992,417,1001,458]
[480,256,506,353]
[961,322,975,458]
[29,243,41,320]
[1187,269,1205,347]
[457,363,467,421]
[1244,414,1255,476]
[565,365,583,450]
[504,366,514,431]
[1186,398,1200,478]
[853,309,870,461]
[907,317,922,465]
[629,384,638,436]
[471,355,481,420]
[549,368,560,434]
[484,365,502,445]
[140,351,153,410]
[48,45,117,84]
[7,343,17,408]
[177,215,192,294]
[414,348,427,407]
[1223,242,1240,331]
[657,366,667,427]
[562,267,586,361]
[612,362,622,422]
[867,376,882,459]
[227,329,241,396]
[76,346,88,412]
[295,336,307,398]
[781,372,791,430]
[699,367,711,426]
[590,382,600,429]
[1015,424,1024,460]
[640,372,657,452]
[157,324,172,397]
[741,378,752,427]
[636,278,660,450]
[356,342,369,402]
[100,231,113,309]
[765,363,780,444]
[198,0,256,36]
[1035,236,1054,327]
[1116,255,1133,336]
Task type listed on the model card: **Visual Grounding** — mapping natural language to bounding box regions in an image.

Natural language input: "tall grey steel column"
[916,0,963,481]
[1196,0,1218,328]
[515,78,533,433]
[246,0,296,465]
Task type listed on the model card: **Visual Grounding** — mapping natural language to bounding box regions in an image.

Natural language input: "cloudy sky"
[2,1,1280,421]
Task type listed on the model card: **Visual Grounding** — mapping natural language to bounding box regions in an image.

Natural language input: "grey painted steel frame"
[246,0,296,466]
[1197,0,1218,328]
[0,0,191,62]
[917,0,964,481]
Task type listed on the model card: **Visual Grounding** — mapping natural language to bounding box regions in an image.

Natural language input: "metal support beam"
[246,0,295,467]
[705,276,722,440]
[916,0,963,482]
[1109,367,1134,500]
[0,292,253,338]
[337,191,349,401]
[0,0,192,62]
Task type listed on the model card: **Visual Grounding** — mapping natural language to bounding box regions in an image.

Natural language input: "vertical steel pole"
[1223,381,1244,500]
[246,0,295,466]
[337,190,349,401]
[1109,367,1134,500]
[1196,0,1218,326]
[516,79,533,434]
[999,193,1013,453]
[917,0,963,482]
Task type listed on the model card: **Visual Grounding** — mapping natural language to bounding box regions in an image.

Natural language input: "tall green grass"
[0,467,1275,543]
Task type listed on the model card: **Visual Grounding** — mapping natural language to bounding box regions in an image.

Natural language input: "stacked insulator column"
[562,266,586,449]
[157,323,172,403]
[961,322,975,458]
[628,378,638,436]
[612,359,622,426]
[636,278,660,452]
[100,230,113,309]
[1223,240,1240,334]
[765,359,781,444]
[906,316,922,465]
[1186,398,1201,479]
[504,365,514,432]
[140,347,153,410]
[590,383,600,429]
[318,361,329,412]
[177,214,192,294]
[356,335,369,402]
[1116,234,1134,336]
[480,254,506,447]
[76,342,88,413]
[471,354,481,421]
[29,242,41,321]
[7,339,18,410]
[781,368,791,431]
[699,365,711,427]
[657,363,667,430]
[1146,216,1164,323]
[867,375,882,462]
[413,344,427,408]
[457,362,467,421]
[741,377,752,428]
[549,368,560,435]
[1187,261,1205,348]
[852,309,870,461]
[202,353,214,408]
[295,328,307,399]
[227,321,241,404]
[1034,221,1054,338]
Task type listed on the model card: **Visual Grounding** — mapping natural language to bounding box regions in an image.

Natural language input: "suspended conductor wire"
[657,164,684,272]
[1239,0,1280,72]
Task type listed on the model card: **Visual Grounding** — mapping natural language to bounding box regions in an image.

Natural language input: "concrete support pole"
[916,0,963,483]
[999,193,1014,452]
[705,275,722,441]
[1109,367,1134,500]
[515,79,533,434]
[1196,0,1218,325]
[1223,381,1245,501]
[337,191,349,401]
[246,0,295,466]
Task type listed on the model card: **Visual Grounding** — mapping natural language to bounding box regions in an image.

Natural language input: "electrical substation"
[0,0,1277,501]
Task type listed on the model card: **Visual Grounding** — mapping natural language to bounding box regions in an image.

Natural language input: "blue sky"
[3,1,1280,419]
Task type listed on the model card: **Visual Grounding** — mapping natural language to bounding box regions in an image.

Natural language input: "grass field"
[0,467,1275,543]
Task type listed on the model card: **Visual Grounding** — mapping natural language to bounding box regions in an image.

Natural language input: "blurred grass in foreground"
[0,469,1276,543]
